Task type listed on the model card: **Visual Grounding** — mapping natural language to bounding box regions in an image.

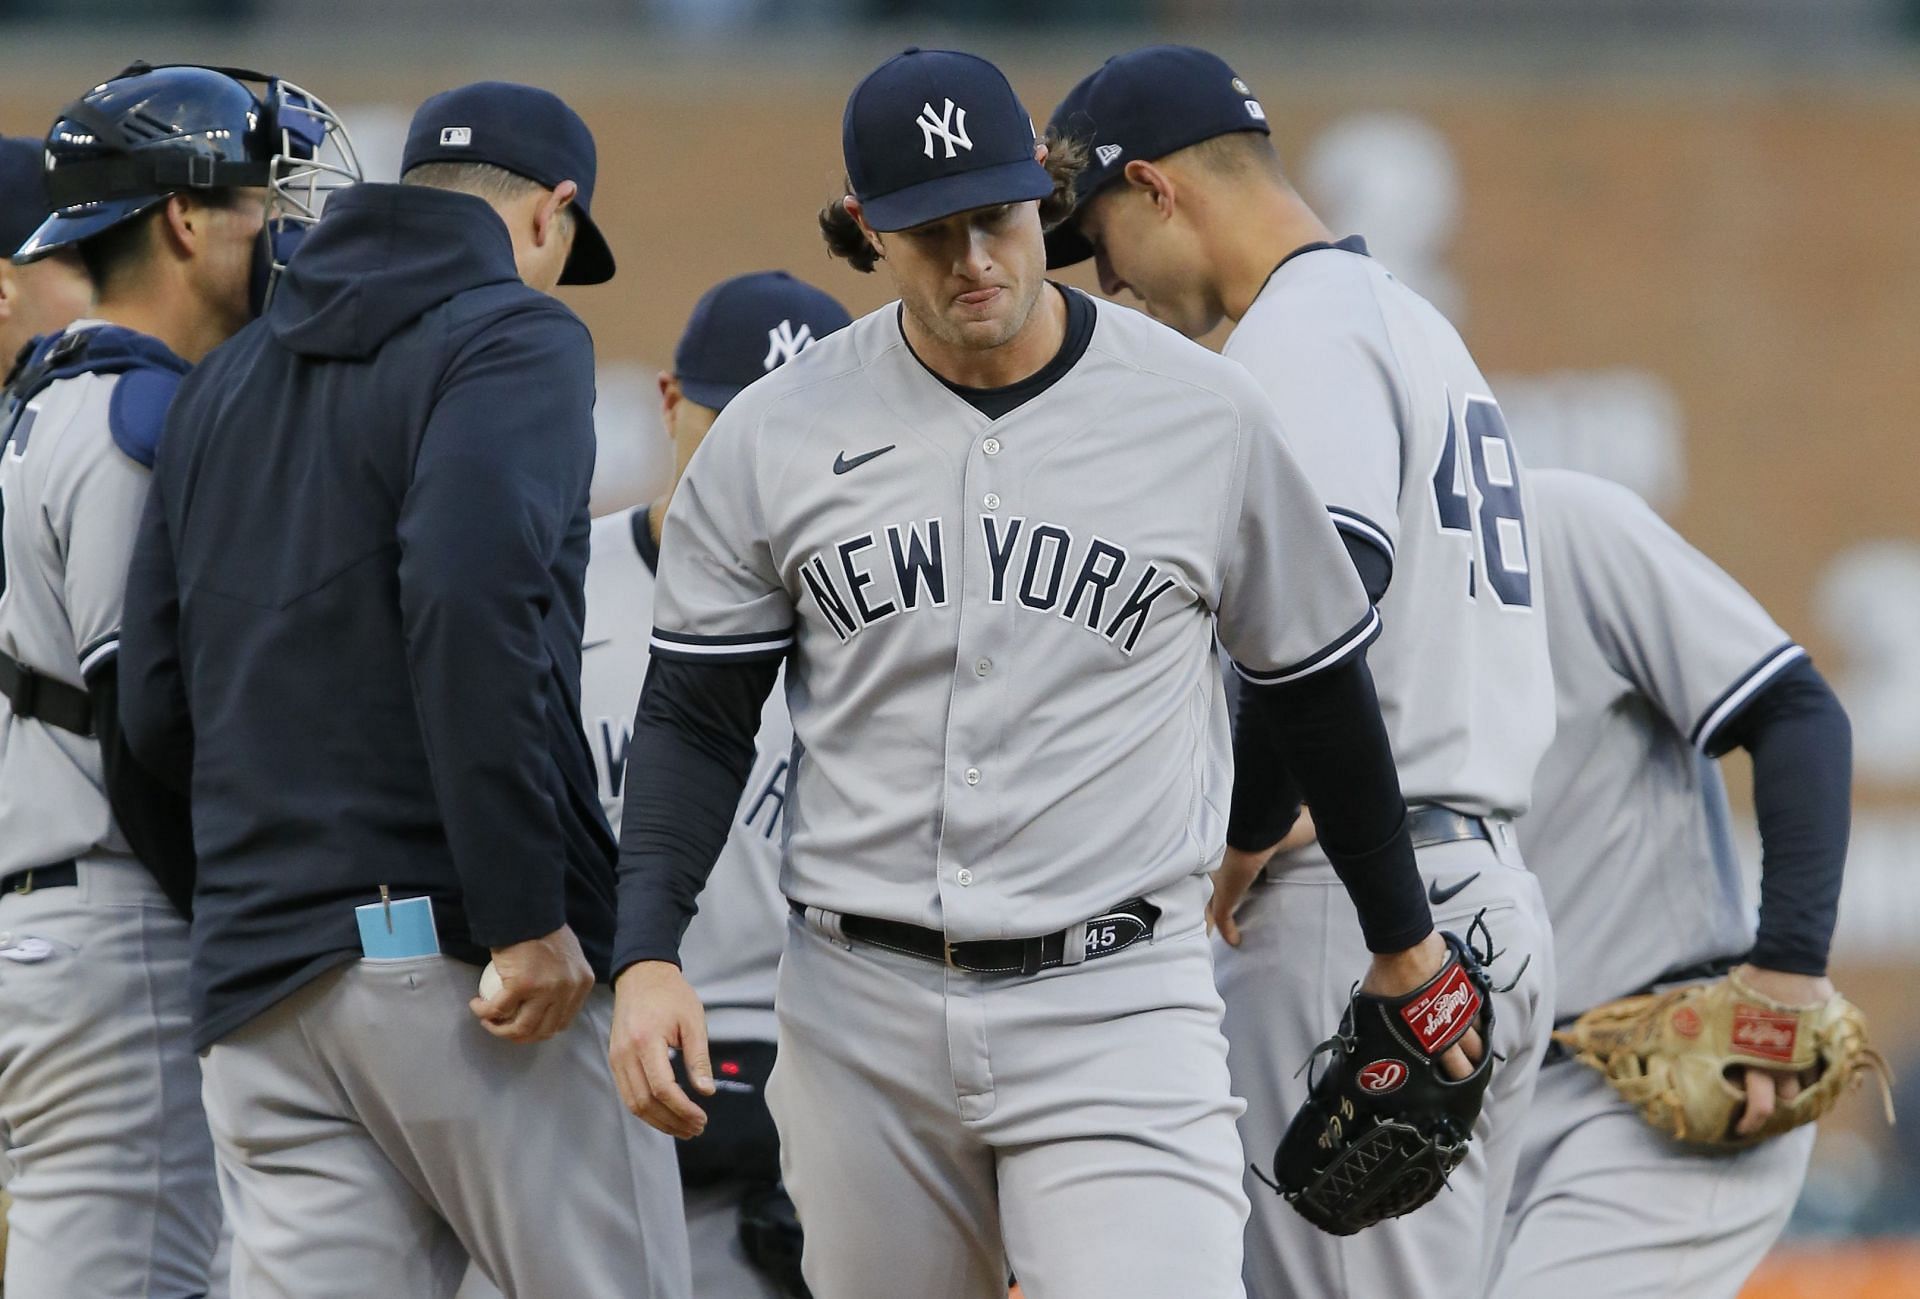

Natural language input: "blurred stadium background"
[3,3,1917,1293]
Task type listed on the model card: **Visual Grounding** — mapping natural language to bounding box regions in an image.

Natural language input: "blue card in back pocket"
[354,894,440,959]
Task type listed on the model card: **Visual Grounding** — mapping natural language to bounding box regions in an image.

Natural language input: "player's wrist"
[1733,963,1835,1008]
[613,957,686,991]
[1360,928,1445,996]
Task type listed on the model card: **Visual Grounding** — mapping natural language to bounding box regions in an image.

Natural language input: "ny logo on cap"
[764,320,815,371]
[440,126,472,147]
[1096,143,1124,167]
[917,98,972,160]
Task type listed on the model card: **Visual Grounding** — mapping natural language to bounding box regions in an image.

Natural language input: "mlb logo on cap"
[439,126,471,147]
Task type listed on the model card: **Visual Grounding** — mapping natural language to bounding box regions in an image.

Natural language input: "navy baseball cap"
[402,81,615,285]
[843,48,1053,232]
[1,136,51,263]
[673,271,853,411]
[1044,46,1272,268]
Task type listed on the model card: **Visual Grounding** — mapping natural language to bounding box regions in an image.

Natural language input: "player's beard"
[909,267,1044,355]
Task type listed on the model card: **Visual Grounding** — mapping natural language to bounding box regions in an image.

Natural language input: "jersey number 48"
[1431,393,1532,609]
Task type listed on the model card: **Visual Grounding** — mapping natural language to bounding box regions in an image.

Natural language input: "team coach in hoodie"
[118,83,692,1299]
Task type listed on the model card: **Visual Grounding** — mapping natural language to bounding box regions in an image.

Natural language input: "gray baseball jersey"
[0,324,226,1295]
[581,504,791,1044]
[650,292,1380,937]
[0,322,140,874]
[1519,468,1799,1017]
[1223,242,1554,817]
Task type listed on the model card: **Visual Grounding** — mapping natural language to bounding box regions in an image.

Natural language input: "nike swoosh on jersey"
[1427,872,1480,906]
[581,638,613,652]
[833,445,896,475]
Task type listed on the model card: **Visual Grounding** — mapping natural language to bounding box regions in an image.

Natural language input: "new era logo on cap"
[1096,143,1124,166]
[439,126,471,147]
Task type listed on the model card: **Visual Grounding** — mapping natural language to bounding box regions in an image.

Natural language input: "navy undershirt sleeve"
[1229,654,1433,954]
[1706,658,1851,976]
[613,653,781,974]
[1338,530,1393,605]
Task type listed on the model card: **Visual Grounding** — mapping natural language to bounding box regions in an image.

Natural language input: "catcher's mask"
[16,61,362,314]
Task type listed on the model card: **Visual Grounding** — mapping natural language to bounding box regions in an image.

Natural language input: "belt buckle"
[943,937,960,970]
[12,870,33,897]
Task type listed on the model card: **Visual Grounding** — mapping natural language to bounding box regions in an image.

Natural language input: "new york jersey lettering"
[800,514,1181,655]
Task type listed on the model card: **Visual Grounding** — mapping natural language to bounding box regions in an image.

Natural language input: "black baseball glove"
[1261,927,1498,1236]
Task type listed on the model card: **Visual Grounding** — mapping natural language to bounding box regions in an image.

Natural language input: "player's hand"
[469,924,595,1044]
[1731,964,1834,1137]
[608,960,714,1140]
[1208,810,1318,946]
[1362,931,1485,1082]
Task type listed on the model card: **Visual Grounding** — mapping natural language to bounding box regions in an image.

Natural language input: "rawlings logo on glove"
[1554,972,1894,1148]
[1258,927,1501,1237]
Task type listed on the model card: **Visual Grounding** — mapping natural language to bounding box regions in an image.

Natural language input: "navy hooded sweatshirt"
[119,183,617,1048]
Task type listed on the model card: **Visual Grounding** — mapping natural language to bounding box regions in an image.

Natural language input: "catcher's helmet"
[14,61,360,309]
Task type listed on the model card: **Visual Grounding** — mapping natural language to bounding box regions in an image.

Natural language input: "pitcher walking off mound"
[605,47,1481,1299]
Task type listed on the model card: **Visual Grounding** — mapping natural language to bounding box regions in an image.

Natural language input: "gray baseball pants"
[1214,826,1555,1299]
[455,1182,783,1299]
[1493,1055,1812,1299]
[768,878,1250,1299]
[199,957,690,1299]
[0,858,224,1298]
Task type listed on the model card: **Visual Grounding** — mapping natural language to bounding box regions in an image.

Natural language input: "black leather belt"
[1,861,79,896]
[794,897,1160,976]
[1543,954,1744,1068]
[1406,805,1492,851]
[0,652,94,737]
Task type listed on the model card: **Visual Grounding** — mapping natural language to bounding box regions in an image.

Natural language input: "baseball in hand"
[478,960,503,1002]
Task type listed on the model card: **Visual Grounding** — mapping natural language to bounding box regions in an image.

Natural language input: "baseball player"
[0,62,333,1297]
[0,134,91,1283]
[581,270,851,1299]
[1493,468,1855,1298]
[607,47,1475,1299]
[116,84,689,1298]
[1046,45,1557,1298]
[0,137,92,367]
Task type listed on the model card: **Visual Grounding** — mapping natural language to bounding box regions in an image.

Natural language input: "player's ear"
[1122,160,1178,220]
[158,193,198,258]
[844,196,886,262]
[537,180,580,251]
[658,371,683,424]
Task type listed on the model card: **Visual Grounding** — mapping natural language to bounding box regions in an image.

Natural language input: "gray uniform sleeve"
[1214,392,1380,683]
[1224,306,1404,570]
[1557,476,1799,751]
[53,424,151,674]
[650,407,795,662]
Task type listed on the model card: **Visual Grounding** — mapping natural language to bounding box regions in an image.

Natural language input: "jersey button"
[974,658,992,676]
[983,492,1001,511]
[956,868,974,887]
[964,767,981,786]
[982,436,1002,456]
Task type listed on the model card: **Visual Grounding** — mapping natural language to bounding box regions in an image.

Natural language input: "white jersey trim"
[1231,607,1382,687]
[1690,641,1806,751]
[649,628,794,663]
[1327,507,1395,563]
[77,635,119,676]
